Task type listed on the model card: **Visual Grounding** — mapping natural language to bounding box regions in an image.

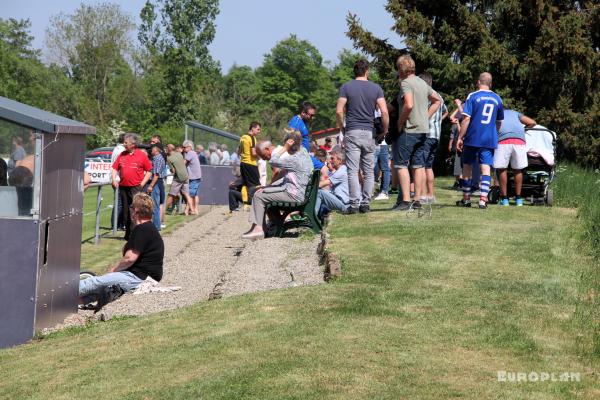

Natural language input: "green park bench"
[265,169,322,237]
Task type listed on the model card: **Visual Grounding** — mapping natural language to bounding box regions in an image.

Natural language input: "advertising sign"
[85,160,112,184]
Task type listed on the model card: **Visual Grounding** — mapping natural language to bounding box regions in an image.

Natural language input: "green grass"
[80,185,199,275]
[553,164,600,360]
[0,175,598,399]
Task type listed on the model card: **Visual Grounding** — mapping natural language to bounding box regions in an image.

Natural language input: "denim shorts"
[188,178,201,197]
[392,133,428,168]
[423,138,439,169]
[462,145,494,166]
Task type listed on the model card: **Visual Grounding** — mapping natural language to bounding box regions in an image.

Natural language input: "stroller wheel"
[488,186,501,204]
[545,189,554,206]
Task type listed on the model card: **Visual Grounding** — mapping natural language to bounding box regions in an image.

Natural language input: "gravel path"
[72,205,324,324]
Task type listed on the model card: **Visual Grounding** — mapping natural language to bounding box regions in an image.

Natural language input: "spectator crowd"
[80,54,539,309]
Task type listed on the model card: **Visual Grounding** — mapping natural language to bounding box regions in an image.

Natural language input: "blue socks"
[460,178,472,201]
[480,175,491,205]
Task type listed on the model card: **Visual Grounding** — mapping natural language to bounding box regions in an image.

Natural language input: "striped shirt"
[427,91,447,140]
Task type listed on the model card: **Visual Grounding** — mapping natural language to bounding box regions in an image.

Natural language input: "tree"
[347,1,600,165]
[45,4,136,128]
[138,0,220,127]
[257,35,337,130]
[221,65,262,133]
[330,49,381,89]
[0,18,77,118]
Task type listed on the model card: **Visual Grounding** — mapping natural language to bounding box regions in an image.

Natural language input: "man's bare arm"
[336,97,347,130]
[110,249,141,272]
[376,97,390,133]
[111,168,119,188]
[140,171,152,187]
[456,116,471,152]
[427,92,441,118]
[519,114,536,128]
[397,92,413,133]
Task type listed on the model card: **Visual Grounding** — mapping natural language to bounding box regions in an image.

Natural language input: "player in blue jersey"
[456,72,504,209]
[288,101,317,151]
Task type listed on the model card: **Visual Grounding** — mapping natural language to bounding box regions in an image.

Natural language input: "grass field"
[0,172,598,399]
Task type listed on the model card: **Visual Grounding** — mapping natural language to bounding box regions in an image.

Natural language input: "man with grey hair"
[208,142,220,165]
[242,130,312,239]
[182,140,202,215]
[336,59,389,214]
[111,133,152,240]
[315,149,349,218]
[220,143,231,165]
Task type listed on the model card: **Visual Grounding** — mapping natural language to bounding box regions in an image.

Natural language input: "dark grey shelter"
[185,121,238,205]
[0,96,95,348]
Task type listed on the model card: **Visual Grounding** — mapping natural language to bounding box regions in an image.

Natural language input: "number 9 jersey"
[462,90,504,149]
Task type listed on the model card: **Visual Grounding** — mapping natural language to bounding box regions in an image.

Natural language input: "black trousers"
[119,185,142,240]
[240,162,260,187]
[228,189,242,211]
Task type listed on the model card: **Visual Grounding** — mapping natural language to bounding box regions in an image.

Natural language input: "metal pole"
[112,185,118,236]
[94,185,102,245]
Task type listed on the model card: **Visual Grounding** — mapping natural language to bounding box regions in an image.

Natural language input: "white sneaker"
[160,224,166,229]
[374,192,389,201]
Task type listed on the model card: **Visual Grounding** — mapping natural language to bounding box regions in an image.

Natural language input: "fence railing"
[85,182,119,245]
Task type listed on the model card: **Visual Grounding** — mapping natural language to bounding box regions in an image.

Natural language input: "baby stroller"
[488,125,557,206]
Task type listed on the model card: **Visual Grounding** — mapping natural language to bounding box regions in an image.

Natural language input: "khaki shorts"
[169,180,189,196]
[493,143,528,170]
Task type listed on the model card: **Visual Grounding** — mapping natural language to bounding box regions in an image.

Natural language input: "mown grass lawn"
[0,177,598,399]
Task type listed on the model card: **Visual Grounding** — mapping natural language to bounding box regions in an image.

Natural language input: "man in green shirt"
[393,54,441,211]
[165,144,193,215]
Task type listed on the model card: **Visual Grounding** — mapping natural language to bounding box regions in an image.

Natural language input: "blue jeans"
[145,181,162,231]
[315,190,348,217]
[374,145,391,193]
[79,271,143,304]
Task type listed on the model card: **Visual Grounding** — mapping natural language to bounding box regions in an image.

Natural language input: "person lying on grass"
[242,129,313,240]
[79,192,164,311]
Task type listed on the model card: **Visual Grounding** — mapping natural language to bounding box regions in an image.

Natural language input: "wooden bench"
[265,170,322,237]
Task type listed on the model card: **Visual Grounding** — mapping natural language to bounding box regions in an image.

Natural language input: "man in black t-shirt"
[79,193,165,309]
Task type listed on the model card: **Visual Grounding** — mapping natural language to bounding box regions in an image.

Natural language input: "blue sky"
[1,0,401,72]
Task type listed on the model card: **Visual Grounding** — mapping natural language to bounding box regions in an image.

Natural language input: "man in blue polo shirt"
[288,101,317,151]
[456,72,504,209]
[494,109,537,206]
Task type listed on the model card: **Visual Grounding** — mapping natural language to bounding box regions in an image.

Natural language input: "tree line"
[0,0,598,166]
[0,1,363,150]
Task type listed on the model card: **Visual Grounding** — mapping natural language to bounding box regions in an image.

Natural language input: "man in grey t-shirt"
[336,59,389,213]
[393,54,441,211]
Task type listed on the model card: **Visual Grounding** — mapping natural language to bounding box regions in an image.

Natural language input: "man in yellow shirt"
[239,121,261,188]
